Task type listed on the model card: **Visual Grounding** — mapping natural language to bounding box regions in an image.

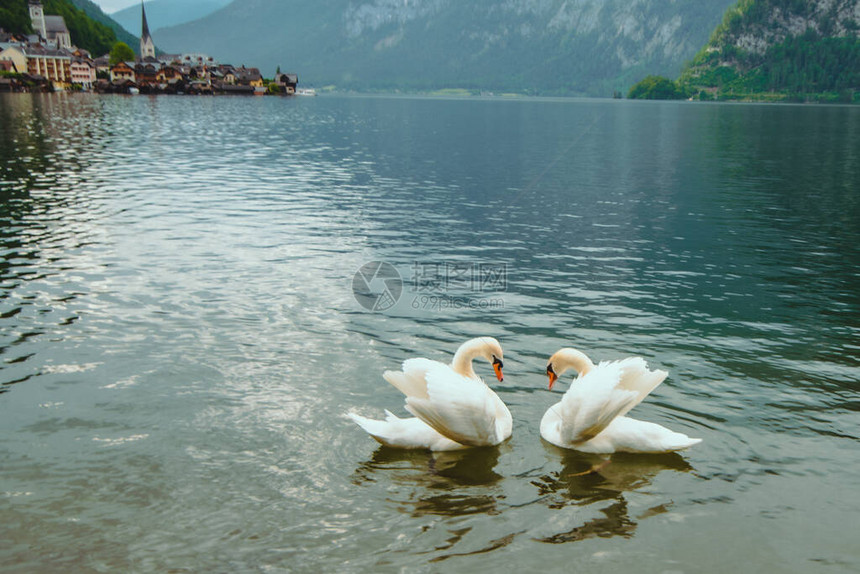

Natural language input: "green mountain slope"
[680,0,860,102]
[111,0,230,36]
[67,0,140,54]
[0,1,33,34]
[154,0,736,95]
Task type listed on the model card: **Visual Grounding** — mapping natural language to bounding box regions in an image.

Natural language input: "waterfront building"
[70,58,96,89]
[158,54,182,65]
[235,66,263,87]
[273,73,298,95]
[0,44,70,87]
[93,55,110,76]
[0,45,28,74]
[179,53,218,66]
[110,61,135,82]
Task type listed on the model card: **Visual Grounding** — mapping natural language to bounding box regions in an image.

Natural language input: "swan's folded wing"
[383,358,439,400]
[559,364,640,445]
[404,363,498,447]
[611,357,667,418]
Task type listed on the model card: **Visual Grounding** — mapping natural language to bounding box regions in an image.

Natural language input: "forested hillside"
[680,0,860,101]
[0,1,33,35]
[67,0,140,54]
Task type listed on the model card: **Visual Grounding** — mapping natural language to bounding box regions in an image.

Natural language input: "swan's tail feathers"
[347,410,466,451]
[383,409,399,422]
[663,434,703,452]
[347,411,390,444]
[674,436,703,450]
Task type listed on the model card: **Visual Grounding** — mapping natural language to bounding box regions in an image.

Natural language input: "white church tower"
[28,0,47,40]
[140,2,156,60]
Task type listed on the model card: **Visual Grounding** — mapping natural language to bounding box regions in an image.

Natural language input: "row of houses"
[0,37,97,91]
[1,2,299,96]
[106,58,298,95]
[0,34,299,96]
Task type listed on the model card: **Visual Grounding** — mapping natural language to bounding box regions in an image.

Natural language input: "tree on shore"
[628,75,688,100]
[109,41,135,66]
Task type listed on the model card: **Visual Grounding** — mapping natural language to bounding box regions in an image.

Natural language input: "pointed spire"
[140,1,155,60]
[141,1,151,40]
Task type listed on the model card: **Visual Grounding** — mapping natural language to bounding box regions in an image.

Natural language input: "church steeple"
[140,1,155,60]
[29,1,47,40]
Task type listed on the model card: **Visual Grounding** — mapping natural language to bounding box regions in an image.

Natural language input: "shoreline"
[4,89,858,107]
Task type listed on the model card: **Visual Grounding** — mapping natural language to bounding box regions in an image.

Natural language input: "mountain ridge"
[155,0,737,95]
[110,0,230,37]
[67,0,139,54]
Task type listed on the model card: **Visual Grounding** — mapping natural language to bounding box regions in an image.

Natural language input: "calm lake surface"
[1,93,858,573]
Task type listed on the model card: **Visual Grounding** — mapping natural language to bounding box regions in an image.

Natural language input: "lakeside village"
[0,1,306,96]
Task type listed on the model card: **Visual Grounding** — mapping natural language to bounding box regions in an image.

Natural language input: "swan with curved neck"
[451,336,504,382]
[541,346,702,454]
[348,337,511,451]
[546,348,595,389]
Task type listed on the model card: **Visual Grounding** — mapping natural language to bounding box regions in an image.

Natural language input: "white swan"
[540,348,701,454]
[349,337,512,451]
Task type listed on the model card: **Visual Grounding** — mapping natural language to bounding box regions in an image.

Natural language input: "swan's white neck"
[451,338,493,380]
[554,348,595,378]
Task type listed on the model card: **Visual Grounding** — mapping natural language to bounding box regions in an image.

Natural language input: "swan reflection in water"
[532,442,694,543]
[353,444,505,517]
[351,441,694,548]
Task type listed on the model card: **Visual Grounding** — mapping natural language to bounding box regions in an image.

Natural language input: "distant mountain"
[680,0,860,102]
[155,0,737,95]
[67,0,139,54]
[111,0,230,36]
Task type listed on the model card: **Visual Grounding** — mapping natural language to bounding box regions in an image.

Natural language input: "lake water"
[1,93,858,573]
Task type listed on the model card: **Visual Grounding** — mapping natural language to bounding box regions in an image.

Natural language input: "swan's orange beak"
[547,366,558,390]
[492,357,504,382]
[493,362,504,382]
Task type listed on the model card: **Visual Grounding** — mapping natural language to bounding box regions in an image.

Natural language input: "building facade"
[27,46,70,85]
[110,62,135,82]
[70,59,96,89]
[0,46,28,74]
[44,16,71,50]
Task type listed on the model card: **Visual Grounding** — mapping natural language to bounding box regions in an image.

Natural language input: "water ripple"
[0,93,858,572]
